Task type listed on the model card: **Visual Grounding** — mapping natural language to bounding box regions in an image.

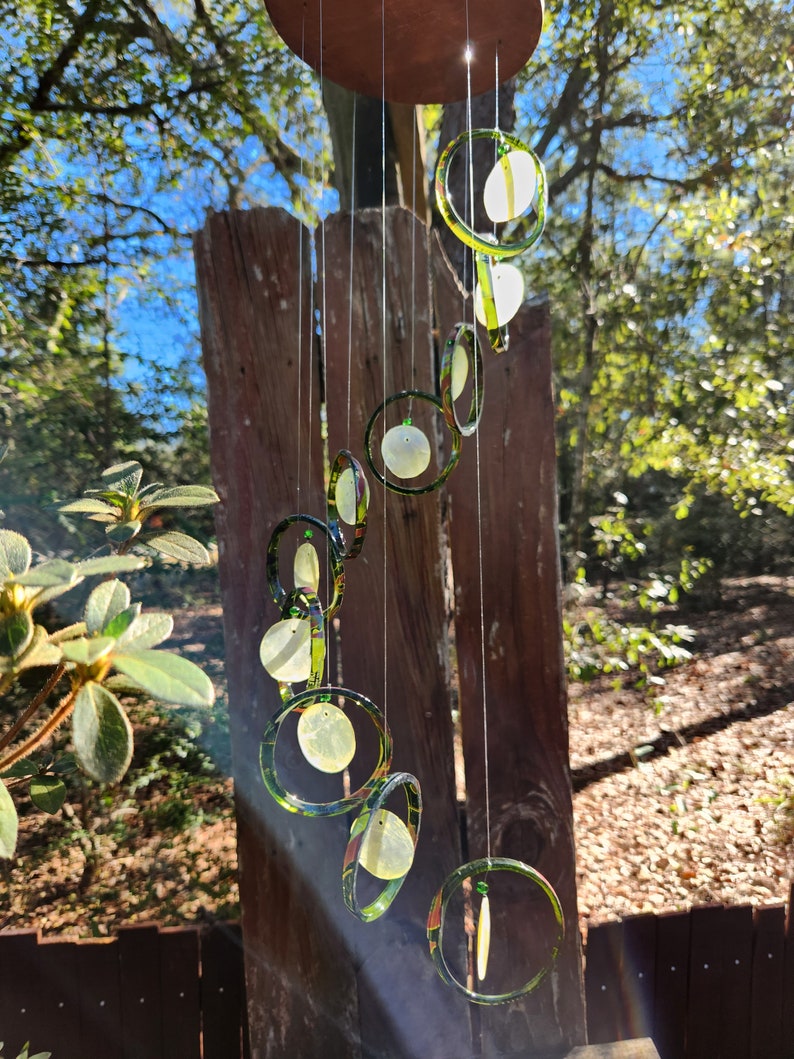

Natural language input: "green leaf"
[102,603,141,638]
[15,558,77,588]
[140,484,219,511]
[58,498,119,515]
[29,775,67,814]
[49,621,88,643]
[0,779,18,858]
[0,758,37,779]
[61,636,115,666]
[104,674,146,695]
[85,579,131,635]
[101,460,143,495]
[0,530,32,579]
[113,649,215,707]
[72,683,133,784]
[0,611,34,658]
[13,625,62,671]
[145,531,210,565]
[114,611,173,650]
[106,520,141,543]
[75,555,145,577]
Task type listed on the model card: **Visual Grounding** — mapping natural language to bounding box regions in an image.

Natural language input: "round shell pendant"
[381,423,431,479]
[297,701,356,773]
[358,808,416,880]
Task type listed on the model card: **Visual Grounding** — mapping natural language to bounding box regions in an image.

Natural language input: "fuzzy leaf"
[72,683,133,784]
[101,461,143,495]
[58,498,119,515]
[0,611,33,658]
[29,775,67,814]
[140,484,219,510]
[61,636,115,666]
[104,674,146,695]
[145,531,210,565]
[0,530,31,578]
[75,555,144,577]
[106,520,141,543]
[113,649,215,707]
[102,603,141,638]
[114,611,173,650]
[13,625,62,671]
[48,622,87,644]
[0,779,18,858]
[85,579,130,635]
[15,558,76,588]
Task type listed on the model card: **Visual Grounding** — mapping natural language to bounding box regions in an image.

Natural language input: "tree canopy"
[1,0,791,577]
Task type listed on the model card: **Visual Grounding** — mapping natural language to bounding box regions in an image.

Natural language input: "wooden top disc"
[264,0,544,104]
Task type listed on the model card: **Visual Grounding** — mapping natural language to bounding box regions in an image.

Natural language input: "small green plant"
[0,1043,51,1059]
[0,460,218,859]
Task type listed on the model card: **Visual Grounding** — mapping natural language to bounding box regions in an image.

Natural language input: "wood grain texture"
[195,207,361,1059]
[196,204,585,1056]
[435,234,586,1054]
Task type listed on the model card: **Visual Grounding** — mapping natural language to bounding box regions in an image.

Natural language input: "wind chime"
[257,0,563,1004]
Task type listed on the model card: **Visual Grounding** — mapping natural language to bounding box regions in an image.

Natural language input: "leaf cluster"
[0,461,219,859]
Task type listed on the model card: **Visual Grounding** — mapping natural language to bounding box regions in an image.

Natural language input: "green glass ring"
[327,450,368,560]
[426,857,565,1005]
[342,771,422,922]
[439,324,484,437]
[260,686,393,817]
[266,513,345,620]
[475,253,510,355]
[364,390,462,496]
[435,130,547,259]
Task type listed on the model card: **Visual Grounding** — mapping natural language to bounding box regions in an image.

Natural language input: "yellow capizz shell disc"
[358,808,416,880]
[293,540,320,592]
[477,893,491,981]
[381,424,431,479]
[259,617,311,682]
[297,701,356,773]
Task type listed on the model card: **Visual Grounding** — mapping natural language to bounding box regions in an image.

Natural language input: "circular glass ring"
[343,771,422,922]
[327,450,368,560]
[364,390,462,496]
[260,686,392,817]
[427,856,564,1005]
[266,513,344,620]
[435,131,547,259]
[439,324,484,437]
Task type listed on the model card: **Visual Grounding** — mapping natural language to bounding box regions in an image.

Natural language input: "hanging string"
[381,0,389,721]
[346,94,358,447]
[296,17,307,509]
[466,39,493,862]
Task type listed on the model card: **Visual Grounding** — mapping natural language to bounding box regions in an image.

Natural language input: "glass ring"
[266,513,345,620]
[260,686,392,817]
[439,323,484,437]
[364,390,462,496]
[342,771,422,922]
[426,856,564,1004]
[435,130,547,259]
[327,450,368,560]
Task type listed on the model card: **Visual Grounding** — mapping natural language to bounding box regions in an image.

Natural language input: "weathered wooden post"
[194,204,587,1057]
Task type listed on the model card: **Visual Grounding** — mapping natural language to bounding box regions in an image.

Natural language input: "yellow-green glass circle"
[483,150,538,223]
[296,701,356,773]
[358,808,416,880]
[381,424,431,479]
[293,541,320,592]
[259,617,311,682]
